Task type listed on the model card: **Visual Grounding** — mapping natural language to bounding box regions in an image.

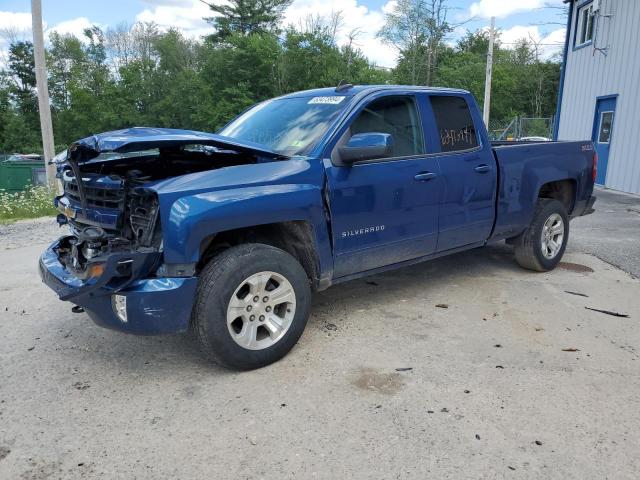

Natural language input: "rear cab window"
[429,96,479,153]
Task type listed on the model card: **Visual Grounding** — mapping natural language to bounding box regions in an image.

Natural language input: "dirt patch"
[0,446,10,461]
[558,262,594,273]
[351,368,404,395]
[20,460,62,480]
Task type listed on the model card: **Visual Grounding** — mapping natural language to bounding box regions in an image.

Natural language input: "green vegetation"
[0,185,58,223]
[0,0,391,155]
[0,0,562,157]
[380,0,562,122]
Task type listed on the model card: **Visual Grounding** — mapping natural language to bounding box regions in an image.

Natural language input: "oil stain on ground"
[351,367,404,395]
[558,262,594,273]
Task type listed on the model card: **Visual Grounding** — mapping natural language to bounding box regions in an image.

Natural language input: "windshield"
[219,96,349,156]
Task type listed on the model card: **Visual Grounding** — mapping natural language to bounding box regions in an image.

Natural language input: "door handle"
[474,164,491,173]
[414,172,438,182]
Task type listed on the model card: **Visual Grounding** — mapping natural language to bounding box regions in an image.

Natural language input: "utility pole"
[483,16,496,128]
[31,0,56,189]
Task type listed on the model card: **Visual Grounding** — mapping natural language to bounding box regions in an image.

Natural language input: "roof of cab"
[279,85,471,99]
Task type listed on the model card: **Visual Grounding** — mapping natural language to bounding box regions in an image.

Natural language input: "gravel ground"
[568,187,640,278]
[1,191,639,479]
[0,217,62,250]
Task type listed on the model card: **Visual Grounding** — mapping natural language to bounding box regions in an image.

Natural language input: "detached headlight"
[112,294,128,322]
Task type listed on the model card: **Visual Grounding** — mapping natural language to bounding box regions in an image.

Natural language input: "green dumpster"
[0,155,47,193]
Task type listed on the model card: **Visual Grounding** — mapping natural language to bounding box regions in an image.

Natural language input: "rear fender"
[492,141,592,240]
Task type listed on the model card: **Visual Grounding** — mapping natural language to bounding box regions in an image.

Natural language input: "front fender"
[160,183,332,276]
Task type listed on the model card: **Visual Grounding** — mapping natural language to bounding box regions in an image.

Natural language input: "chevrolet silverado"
[39,85,597,369]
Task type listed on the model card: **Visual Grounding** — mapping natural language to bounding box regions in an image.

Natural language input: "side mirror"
[338,132,394,164]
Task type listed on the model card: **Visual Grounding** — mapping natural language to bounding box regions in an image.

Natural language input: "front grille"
[65,181,125,210]
[60,172,159,246]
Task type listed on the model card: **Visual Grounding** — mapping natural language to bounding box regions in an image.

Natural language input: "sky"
[0,0,568,69]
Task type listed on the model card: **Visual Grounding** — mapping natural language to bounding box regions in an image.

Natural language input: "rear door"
[426,95,497,252]
[592,96,617,185]
[325,93,442,278]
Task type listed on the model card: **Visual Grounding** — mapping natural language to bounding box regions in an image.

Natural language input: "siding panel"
[557,0,640,194]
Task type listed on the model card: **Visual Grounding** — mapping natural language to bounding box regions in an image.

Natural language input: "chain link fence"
[488,116,554,141]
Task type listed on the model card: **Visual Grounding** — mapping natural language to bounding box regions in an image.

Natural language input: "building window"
[576,2,595,47]
[598,111,614,144]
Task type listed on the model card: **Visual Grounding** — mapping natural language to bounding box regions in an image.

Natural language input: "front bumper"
[39,240,197,335]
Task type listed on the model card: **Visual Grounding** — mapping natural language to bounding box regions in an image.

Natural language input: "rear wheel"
[192,243,311,370]
[513,198,569,272]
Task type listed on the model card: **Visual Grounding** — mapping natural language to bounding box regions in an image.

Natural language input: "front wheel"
[513,198,569,272]
[192,243,311,370]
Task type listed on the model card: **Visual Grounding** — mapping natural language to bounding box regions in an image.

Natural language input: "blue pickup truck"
[40,85,596,369]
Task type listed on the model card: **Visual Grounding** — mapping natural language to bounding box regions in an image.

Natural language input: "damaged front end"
[39,127,284,334]
[40,149,190,334]
[54,168,162,282]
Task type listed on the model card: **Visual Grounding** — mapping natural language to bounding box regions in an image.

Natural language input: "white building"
[554,0,640,194]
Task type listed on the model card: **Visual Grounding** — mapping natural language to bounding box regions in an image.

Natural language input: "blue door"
[325,93,441,278]
[427,95,497,252]
[592,96,617,185]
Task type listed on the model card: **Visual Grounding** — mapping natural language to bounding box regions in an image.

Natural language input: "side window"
[349,96,425,157]
[430,96,479,153]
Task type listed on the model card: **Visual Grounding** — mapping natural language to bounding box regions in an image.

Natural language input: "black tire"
[513,198,569,272]
[192,243,311,370]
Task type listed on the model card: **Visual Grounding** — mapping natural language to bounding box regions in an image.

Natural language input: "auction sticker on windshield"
[308,96,346,105]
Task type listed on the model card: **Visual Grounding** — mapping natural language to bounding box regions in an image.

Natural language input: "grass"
[0,185,58,223]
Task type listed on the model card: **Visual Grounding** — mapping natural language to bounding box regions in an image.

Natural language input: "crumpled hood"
[68,127,284,162]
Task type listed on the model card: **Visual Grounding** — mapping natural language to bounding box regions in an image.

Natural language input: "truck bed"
[489,140,596,241]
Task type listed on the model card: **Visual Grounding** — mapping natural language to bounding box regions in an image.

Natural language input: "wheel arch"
[537,179,577,215]
[198,221,323,289]
[159,184,333,289]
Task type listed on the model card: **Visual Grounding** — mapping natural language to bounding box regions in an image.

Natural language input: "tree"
[149,29,208,128]
[276,14,391,94]
[48,32,85,109]
[7,42,38,116]
[0,68,41,153]
[0,10,561,154]
[423,0,453,84]
[1,42,41,153]
[378,0,453,84]
[205,0,293,40]
[433,29,560,127]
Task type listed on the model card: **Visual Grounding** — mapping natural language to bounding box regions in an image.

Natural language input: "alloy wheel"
[541,213,565,259]
[226,271,296,350]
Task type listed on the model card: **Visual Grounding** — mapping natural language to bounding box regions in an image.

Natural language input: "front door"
[325,93,441,278]
[592,96,617,185]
